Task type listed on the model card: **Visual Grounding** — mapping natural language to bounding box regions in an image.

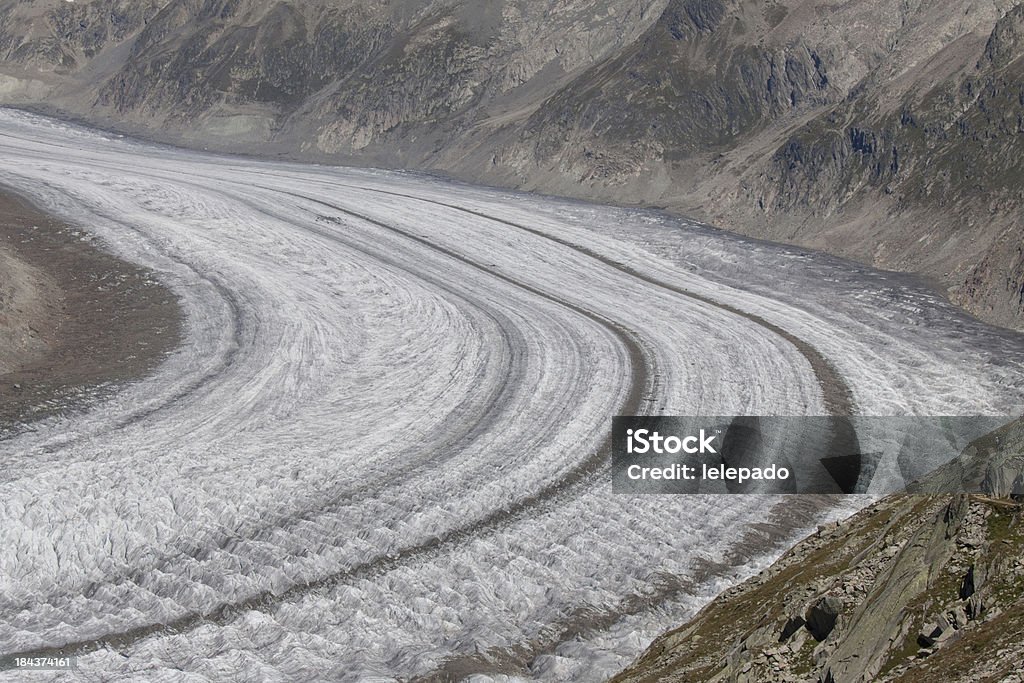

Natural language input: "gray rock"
[805,596,843,642]
[950,605,969,629]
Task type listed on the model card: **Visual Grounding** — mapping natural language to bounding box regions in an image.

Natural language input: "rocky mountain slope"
[1,0,1023,329]
[612,418,1024,683]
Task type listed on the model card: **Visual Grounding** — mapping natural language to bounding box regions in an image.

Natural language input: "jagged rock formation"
[1,0,1023,329]
[611,420,1024,683]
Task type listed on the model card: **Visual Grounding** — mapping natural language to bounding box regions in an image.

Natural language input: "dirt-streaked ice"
[0,109,1021,681]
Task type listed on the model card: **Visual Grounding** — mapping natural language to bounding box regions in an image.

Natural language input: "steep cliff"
[0,0,667,152]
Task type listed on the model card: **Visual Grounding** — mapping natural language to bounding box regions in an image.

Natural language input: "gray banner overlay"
[612,416,1021,494]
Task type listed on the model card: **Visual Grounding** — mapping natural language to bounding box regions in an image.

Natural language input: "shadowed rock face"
[512,2,833,168]
[1,0,1024,329]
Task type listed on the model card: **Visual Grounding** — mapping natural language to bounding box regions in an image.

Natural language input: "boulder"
[805,596,843,641]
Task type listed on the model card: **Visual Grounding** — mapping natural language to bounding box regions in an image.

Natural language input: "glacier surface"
[0,109,1021,681]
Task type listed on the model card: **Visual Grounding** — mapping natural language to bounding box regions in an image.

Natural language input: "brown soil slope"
[0,190,181,429]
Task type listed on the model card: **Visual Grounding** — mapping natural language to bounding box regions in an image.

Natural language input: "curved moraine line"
[1,185,656,665]
[318,182,856,417]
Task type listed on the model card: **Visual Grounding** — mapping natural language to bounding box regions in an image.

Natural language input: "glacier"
[0,109,1022,681]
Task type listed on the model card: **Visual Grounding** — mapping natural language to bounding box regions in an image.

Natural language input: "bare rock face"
[0,0,668,150]
[1,0,1024,329]
[0,0,161,70]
